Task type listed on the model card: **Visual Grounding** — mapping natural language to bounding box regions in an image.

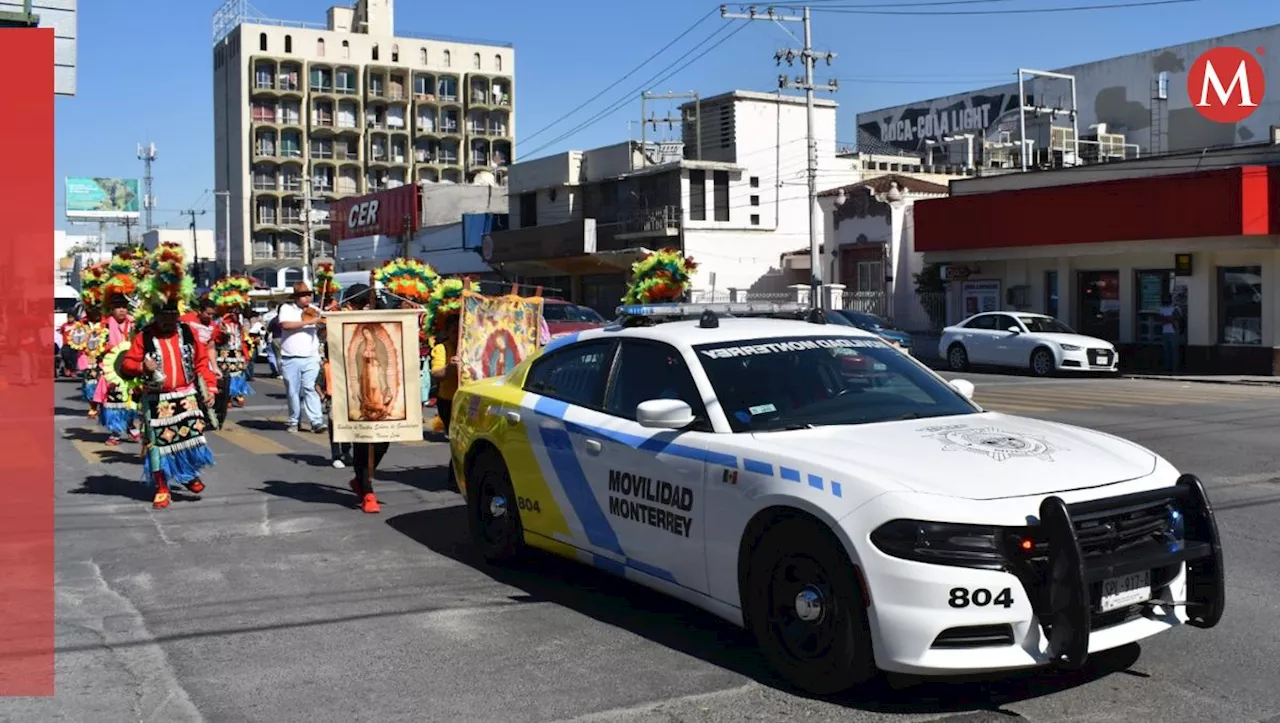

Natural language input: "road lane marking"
[213,422,294,455]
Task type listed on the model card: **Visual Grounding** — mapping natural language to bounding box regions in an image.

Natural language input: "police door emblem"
[926,426,1056,462]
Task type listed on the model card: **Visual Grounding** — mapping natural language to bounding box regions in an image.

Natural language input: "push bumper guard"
[1038,474,1224,669]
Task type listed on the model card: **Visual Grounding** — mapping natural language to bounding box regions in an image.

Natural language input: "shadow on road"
[258,479,359,509]
[279,452,335,468]
[68,474,200,503]
[55,405,85,417]
[374,464,452,493]
[386,506,1144,715]
[62,426,110,444]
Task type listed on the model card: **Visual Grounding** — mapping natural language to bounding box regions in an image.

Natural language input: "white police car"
[449,302,1223,694]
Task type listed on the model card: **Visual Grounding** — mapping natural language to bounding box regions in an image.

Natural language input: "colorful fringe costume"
[210,275,256,400]
[116,242,218,509]
[95,253,143,441]
[621,248,698,304]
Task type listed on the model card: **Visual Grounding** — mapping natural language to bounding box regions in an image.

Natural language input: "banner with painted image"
[457,290,544,383]
[324,309,424,443]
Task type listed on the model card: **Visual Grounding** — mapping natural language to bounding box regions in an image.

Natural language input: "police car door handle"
[504,410,521,424]
[583,439,602,455]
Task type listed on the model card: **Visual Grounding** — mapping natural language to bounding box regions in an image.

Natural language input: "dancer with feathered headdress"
[621,247,698,305]
[208,274,256,424]
[116,242,219,509]
[69,264,110,409]
[95,248,146,444]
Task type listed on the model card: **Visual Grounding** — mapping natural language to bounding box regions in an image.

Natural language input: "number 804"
[949,587,1014,609]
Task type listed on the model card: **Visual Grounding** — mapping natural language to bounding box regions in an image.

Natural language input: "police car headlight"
[870,519,1008,569]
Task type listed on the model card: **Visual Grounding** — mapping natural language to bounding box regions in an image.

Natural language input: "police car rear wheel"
[746,517,874,695]
[468,451,524,564]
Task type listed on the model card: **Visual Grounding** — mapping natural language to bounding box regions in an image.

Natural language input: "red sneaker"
[188,480,205,494]
[361,492,380,514]
[152,488,171,509]
[105,436,121,446]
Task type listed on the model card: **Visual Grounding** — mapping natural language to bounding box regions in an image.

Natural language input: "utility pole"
[302,178,314,275]
[137,143,158,231]
[120,217,136,246]
[639,91,701,166]
[721,5,837,309]
[213,189,231,275]
[181,209,207,285]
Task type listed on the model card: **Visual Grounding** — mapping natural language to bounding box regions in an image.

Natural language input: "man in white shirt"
[276,283,327,433]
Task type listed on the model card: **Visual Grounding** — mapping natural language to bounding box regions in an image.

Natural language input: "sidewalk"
[1124,374,1280,387]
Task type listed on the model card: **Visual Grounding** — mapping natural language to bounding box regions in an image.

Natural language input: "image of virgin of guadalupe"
[350,324,394,422]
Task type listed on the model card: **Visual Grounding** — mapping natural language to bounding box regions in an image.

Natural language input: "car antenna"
[699,309,719,329]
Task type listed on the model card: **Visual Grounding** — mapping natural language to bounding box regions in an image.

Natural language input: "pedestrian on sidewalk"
[1159,294,1182,374]
[276,283,327,434]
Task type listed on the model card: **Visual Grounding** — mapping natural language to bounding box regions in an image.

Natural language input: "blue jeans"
[1161,332,1181,373]
[281,355,323,427]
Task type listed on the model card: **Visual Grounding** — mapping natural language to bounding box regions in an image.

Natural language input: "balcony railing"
[254,79,274,90]
[366,119,387,130]
[368,84,385,98]
[310,148,333,159]
[470,154,490,166]
[618,206,682,235]
[335,148,359,161]
[438,91,458,103]
[253,180,277,191]
[370,149,389,162]
[279,147,303,158]
[387,87,406,100]
[312,115,335,127]
[310,83,332,93]
[281,178,303,191]
[281,212,303,225]
[335,85,357,95]
[256,211,277,225]
[279,79,300,92]
[470,92,490,104]
[255,145,276,157]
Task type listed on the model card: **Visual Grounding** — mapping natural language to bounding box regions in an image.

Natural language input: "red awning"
[914,165,1272,253]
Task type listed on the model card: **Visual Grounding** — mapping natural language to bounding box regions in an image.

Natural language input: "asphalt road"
[9,370,1280,723]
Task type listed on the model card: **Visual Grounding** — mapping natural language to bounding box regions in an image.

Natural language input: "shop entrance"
[1076,270,1120,341]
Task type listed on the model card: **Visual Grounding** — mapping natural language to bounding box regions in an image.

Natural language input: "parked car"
[830,309,912,354]
[542,299,606,337]
[939,311,1119,376]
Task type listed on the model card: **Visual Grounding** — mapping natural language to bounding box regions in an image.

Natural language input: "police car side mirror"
[949,378,975,399]
[636,399,696,430]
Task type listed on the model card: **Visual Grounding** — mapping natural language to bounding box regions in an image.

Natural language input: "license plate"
[1100,570,1151,612]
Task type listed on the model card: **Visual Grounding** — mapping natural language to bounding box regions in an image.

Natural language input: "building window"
[443,50,451,67]
[519,192,537,227]
[1218,266,1262,344]
[316,38,325,56]
[372,44,379,61]
[688,170,706,221]
[750,214,760,226]
[284,35,292,53]
[342,40,350,59]
[420,47,427,65]
[1135,269,1176,343]
[259,33,267,51]
[392,44,399,62]
[750,194,759,206]
[749,176,759,188]
[473,52,481,69]
[712,170,729,222]
[495,54,503,72]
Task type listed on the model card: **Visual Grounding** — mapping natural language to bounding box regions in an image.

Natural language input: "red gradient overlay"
[0,28,55,696]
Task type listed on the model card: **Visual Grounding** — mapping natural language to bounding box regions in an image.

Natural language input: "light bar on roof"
[616,301,810,317]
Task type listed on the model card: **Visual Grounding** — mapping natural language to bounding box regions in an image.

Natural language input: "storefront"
[915,165,1280,374]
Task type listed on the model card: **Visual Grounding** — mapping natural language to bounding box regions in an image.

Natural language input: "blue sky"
[55,0,1275,237]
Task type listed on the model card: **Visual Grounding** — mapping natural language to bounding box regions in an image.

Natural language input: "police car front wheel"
[468,450,525,564]
[745,517,875,695]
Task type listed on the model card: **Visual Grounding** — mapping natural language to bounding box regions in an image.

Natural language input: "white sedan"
[939,311,1119,376]
[449,302,1221,694]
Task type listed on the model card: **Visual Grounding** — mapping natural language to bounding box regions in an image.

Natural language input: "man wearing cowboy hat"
[276,282,327,433]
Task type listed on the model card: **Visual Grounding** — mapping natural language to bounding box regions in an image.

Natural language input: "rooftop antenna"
[137,142,158,231]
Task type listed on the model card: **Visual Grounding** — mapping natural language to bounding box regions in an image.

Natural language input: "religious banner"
[324,308,424,443]
[457,290,544,383]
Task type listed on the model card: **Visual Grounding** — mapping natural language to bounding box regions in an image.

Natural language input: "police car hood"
[748,412,1157,501]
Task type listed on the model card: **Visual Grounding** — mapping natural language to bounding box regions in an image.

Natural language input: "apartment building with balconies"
[212,0,515,282]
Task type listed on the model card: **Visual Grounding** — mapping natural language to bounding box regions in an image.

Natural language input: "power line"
[517,6,720,147]
[520,21,749,160]
[812,0,1201,15]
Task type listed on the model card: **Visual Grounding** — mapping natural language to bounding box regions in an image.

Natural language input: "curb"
[1123,374,1280,387]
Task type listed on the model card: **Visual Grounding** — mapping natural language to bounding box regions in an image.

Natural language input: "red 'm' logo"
[1187,47,1266,123]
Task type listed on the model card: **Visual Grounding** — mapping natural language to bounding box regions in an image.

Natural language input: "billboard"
[855,23,1280,160]
[328,184,420,243]
[64,177,140,220]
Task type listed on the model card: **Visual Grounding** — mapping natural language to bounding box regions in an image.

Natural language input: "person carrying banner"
[117,243,219,510]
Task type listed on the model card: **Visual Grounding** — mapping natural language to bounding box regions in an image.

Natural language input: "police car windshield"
[694,335,979,432]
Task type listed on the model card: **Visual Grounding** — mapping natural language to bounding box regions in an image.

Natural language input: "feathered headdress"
[426,276,480,333]
[314,262,341,304]
[374,257,439,306]
[79,263,109,307]
[134,242,195,327]
[210,274,255,314]
[101,246,146,309]
[622,248,698,305]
